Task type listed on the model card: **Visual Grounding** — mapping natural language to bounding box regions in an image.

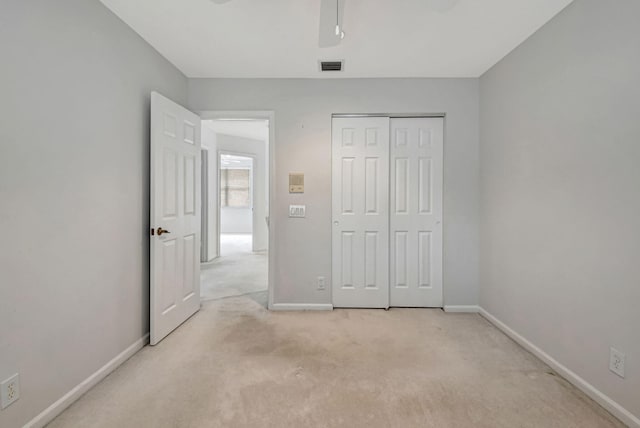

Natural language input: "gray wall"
[189,78,480,306]
[479,0,640,420]
[0,1,187,427]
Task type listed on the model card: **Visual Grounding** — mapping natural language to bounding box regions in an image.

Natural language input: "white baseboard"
[24,334,150,428]
[443,305,480,313]
[479,308,640,428]
[270,303,333,311]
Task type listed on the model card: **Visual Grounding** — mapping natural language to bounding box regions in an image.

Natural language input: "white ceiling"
[100,0,573,78]
[204,119,269,141]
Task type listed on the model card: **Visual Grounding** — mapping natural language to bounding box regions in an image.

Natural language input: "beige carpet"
[200,234,268,301]
[48,296,623,428]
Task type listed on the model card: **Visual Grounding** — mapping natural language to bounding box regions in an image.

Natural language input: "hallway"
[200,234,267,303]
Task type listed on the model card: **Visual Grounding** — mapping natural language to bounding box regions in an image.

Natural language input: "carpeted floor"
[47,296,623,428]
[200,234,267,301]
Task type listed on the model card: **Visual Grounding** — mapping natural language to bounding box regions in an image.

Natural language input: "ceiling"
[204,119,269,141]
[100,0,573,78]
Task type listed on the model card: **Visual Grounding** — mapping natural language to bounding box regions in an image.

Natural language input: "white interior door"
[332,117,390,308]
[390,118,443,307]
[150,92,201,345]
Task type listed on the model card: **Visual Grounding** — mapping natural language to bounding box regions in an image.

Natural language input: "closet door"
[389,118,443,307]
[332,117,390,308]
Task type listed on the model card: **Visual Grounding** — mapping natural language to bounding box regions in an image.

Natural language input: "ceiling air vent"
[320,60,344,72]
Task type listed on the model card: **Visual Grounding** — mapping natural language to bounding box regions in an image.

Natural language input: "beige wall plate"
[289,173,304,193]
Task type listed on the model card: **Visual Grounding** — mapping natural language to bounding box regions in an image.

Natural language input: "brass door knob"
[157,227,171,236]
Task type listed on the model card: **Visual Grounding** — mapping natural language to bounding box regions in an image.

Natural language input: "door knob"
[157,227,171,236]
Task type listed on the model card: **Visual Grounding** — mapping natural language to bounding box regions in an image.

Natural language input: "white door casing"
[390,117,443,307]
[200,148,209,262]
[150,92,201,345]
[332,117,390,308]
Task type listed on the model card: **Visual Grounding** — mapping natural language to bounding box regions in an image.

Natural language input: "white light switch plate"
[289,205,306,218]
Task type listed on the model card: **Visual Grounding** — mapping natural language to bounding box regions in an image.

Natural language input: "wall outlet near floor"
[1,373,20,409]
[609,348,625,378]
[317,276,326,290]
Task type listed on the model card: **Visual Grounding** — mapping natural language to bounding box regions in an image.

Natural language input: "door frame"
[197,110,275,310]
[201,147,210,262]
[330,113,447,308]
[217,150,257,255]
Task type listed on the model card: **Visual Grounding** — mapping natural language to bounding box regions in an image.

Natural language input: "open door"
[150,92,201,345]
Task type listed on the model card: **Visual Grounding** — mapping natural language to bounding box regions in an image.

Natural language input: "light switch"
[289,205,306,218]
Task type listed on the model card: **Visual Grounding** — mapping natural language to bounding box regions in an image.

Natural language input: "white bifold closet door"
[390,118,443,307]
[332,117,390,308]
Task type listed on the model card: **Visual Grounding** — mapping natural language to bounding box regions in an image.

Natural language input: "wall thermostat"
[289,173,304,193]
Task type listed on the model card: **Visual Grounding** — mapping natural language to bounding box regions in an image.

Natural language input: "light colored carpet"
[48,297,623,428]
[200,234,267,301]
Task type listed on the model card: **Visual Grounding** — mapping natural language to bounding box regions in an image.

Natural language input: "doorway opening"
[220,154,254,255]
[199,118,270,307]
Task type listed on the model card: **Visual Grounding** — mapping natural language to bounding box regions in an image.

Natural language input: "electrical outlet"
[609,348,625,378]
[317,276,326,290]
[1,373,20,409]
